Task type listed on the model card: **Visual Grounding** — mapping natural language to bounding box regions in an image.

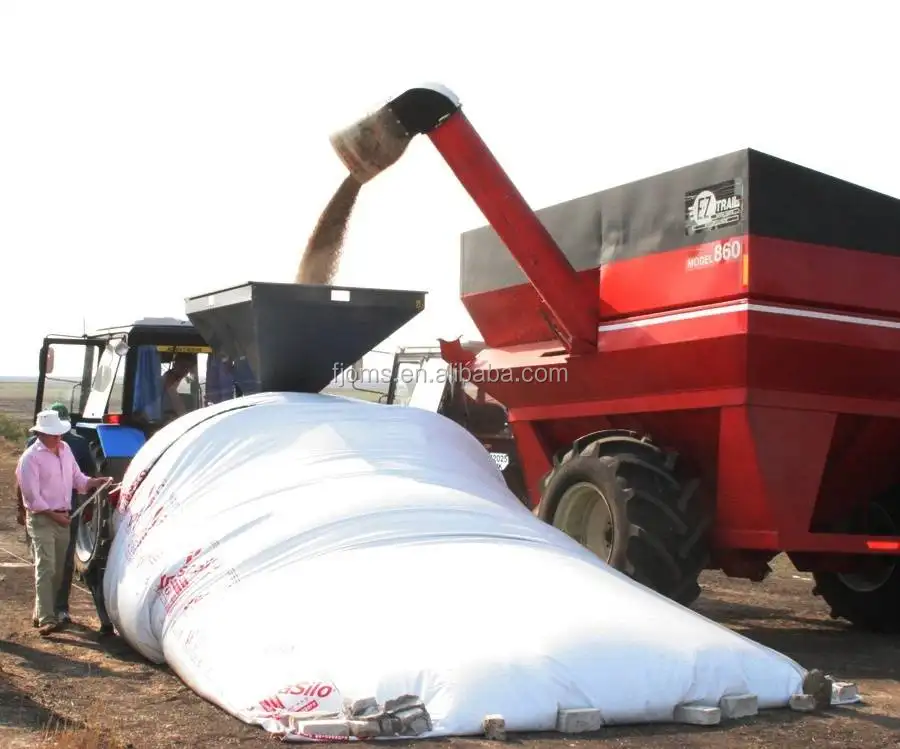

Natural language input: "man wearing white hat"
[15,409,110,636]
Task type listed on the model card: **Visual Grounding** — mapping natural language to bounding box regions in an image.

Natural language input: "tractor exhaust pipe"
[329,85,599,353]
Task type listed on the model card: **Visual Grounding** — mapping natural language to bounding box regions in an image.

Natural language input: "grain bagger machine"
[329,84,900,631]
[33,283,427,598]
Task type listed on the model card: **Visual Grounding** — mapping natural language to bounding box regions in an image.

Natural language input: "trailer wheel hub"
[836,502,897,593]
[553,482,614,562]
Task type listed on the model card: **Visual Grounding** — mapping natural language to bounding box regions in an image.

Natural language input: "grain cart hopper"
[331,84,900,631]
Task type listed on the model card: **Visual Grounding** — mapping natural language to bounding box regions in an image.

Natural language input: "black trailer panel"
[460,149,900,295]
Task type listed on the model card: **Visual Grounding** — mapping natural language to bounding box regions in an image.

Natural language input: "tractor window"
[163,353,204,415]
[109,376,124,413]
[407,357,450,413]
[38,343,100,417]
[132,347,210,423]
[176,352,208,410]
[173,353,207,399]
[82,340,124,420]
[389,360,425,406]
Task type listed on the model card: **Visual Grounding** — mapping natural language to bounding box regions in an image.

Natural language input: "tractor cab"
[384,344,528,503]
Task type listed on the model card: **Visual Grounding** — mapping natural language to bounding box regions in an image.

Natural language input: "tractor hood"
[184,281,426,395]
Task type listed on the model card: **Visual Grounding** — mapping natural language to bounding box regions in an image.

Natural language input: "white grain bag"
[103,392,806,741]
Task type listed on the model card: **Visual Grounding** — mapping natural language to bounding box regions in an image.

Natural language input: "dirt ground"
[1,436,899,748]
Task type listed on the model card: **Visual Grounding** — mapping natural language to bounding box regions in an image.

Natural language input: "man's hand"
[88,476,112,490]
[48,511,71,527]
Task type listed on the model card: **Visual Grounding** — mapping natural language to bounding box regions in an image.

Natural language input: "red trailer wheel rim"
[553,482,614,562]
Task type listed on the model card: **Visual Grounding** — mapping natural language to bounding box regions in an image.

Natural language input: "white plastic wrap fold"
[103,392,806,741]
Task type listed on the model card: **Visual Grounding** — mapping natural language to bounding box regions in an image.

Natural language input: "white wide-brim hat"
[30,409,71,436]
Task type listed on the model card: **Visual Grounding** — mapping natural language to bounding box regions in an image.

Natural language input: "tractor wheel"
[812,495,900,632]
[539,430,710,606]
[74,442,118,579]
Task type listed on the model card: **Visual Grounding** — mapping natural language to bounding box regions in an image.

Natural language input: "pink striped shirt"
[16,439,92,513]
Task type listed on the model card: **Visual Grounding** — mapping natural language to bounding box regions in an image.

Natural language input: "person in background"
[19,403,95,625]
[160,353,196,419]
[16,408,110,636]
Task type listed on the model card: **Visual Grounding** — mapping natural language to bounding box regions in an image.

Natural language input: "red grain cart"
[332,85,900,632]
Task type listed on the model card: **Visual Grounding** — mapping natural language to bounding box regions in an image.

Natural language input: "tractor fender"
[76,423,146,460]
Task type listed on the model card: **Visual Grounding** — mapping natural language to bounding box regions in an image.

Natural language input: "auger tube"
[330,84,599,354]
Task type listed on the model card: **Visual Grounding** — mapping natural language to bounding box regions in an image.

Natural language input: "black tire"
[74,442,123,579]
[538,429,710,606]
[812,493,900,632]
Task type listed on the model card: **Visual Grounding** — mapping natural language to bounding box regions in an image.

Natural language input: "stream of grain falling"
[294,174,363,284]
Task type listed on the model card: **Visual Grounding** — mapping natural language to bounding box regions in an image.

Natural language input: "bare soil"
[1,434,899,748]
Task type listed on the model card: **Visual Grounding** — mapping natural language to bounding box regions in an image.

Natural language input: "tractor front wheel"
[812,495,900,632]
[539,431,711,607]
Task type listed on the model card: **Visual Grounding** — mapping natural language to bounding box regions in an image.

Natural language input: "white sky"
[2,1,897,376]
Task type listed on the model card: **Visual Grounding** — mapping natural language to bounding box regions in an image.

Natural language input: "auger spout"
[329,84,598,353]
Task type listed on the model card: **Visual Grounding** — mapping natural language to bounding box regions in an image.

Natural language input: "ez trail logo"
[684,179,744,236]
[689,190,741,226]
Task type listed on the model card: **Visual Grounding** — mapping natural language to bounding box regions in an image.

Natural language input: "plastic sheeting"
[103,392,807,741]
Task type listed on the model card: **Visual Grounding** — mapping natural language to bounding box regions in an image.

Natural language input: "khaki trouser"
[26,512,71,626]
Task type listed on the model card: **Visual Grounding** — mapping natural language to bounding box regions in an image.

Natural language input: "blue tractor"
[33,316,238,579]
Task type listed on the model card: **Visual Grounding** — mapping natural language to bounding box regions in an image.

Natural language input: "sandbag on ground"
[103,392,806,741]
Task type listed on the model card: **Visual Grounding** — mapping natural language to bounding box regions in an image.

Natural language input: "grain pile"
[295,105,413,285]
